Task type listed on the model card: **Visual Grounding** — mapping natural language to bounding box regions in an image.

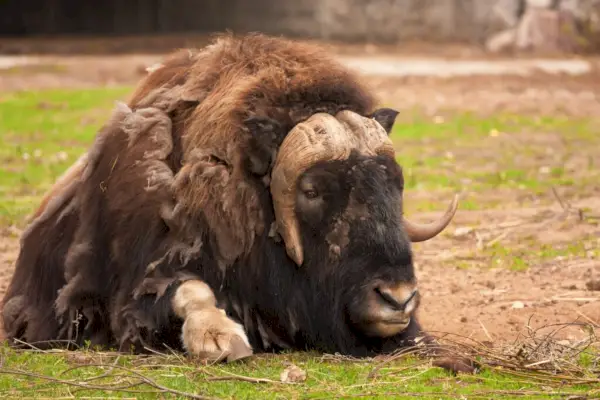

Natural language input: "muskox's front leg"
[171,280,253,362]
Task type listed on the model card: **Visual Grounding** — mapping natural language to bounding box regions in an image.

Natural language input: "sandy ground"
[1,37,599,347]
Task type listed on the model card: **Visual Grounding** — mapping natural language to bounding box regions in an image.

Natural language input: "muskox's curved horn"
[402,194,460,242]
[270,110,394,266]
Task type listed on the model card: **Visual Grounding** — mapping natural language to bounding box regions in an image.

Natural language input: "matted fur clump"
[130,33,378,265]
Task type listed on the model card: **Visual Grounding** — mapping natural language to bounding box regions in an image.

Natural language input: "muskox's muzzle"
[359,281,420,338]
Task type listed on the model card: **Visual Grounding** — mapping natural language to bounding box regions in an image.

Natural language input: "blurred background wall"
[0,0,504,43]
[1,0,598,54]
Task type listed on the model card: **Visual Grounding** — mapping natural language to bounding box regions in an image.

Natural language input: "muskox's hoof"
[181,308,253,363]
[225,335,254,362]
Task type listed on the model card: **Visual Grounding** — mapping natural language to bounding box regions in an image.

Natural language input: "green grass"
[0,345,598,399]
[389,109,600,217]
[391,112,599,194]
[0,87,131,225]
[1,87,600,398]
[444,235,600,272]
[499,235,598,270]
[390,108,597,142]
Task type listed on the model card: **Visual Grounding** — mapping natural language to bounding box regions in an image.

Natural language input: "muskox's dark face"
[295,151,419,338]
[268,109,457,344]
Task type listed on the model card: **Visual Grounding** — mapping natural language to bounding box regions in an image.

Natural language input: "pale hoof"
[181,308,253,363]
[225,335,254,362]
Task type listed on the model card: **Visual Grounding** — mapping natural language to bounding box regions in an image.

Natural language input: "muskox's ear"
[243,115,285,176]
[369,108,399,135]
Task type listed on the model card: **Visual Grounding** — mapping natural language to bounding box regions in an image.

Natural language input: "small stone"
[280,364,306,383]
[433,115,445,124]
[489,128,500,137]
[512,301,525,309]
[56,151,68,162]
[586,251,595,259]
[539,166,551,174]
[450,283,462,294]
[484,281,496,290]
[586,279,600,291]
[453,227,473,238]
[561,283,578,290]
[460,316,468,323]
[485,28,518,53]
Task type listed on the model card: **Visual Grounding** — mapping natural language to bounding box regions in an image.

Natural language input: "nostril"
[374,287,401,309]
[374,286,417,310]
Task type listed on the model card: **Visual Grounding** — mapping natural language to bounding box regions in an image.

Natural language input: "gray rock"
[515,7,562,50]
[486,27,519,52]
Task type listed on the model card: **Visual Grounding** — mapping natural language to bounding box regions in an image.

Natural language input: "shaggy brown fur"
[2,32,378,351]
[134,34,376,266]
[30,153,87,221]
[30,35,375,235]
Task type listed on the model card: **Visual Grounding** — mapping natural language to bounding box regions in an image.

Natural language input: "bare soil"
[415,197,600,344]
[1,38,599,347]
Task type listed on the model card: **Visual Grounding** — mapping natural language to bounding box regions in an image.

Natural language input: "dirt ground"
[1,36,599,347]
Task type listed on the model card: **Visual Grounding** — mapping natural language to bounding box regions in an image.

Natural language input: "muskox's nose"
[374,284,418,313]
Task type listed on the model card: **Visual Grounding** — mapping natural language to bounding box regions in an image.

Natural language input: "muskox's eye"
[304,190,318,199]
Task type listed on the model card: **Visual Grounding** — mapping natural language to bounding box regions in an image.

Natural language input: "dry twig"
[203,369,282,384]
[368,319,599,386]
[0,362,214,399]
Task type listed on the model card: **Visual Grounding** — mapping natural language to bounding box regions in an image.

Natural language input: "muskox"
[1,33,459,363]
